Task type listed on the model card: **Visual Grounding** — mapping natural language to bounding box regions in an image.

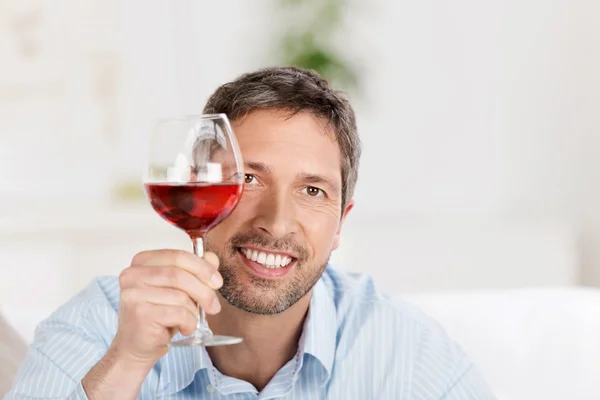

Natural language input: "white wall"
[111,0,600,221]
[1,0,600,301]
[111,0,600,282]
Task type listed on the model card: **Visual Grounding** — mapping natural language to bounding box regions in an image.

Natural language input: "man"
[7,67,496,399]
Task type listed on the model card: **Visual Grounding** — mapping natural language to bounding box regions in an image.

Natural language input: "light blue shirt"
[7,266,496,399]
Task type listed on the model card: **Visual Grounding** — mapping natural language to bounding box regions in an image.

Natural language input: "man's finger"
[130,249,221,288]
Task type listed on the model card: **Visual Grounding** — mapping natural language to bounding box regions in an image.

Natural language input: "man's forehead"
[233,110,336,153]
[232,109,333,137]
[231,109,342,179]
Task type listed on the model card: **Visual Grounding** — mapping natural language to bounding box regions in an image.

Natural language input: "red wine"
[145,182,242,237]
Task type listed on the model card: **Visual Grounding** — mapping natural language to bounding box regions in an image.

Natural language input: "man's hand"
[82,249,222,399]
[113,249,223,363]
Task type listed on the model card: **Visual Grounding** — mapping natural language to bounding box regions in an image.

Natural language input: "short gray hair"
[203,66,361,210]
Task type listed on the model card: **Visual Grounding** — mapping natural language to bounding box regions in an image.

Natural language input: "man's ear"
[332,200,354,250]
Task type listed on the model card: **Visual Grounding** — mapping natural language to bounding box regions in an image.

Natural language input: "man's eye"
[303,186,324,197]
[244,174,258,185]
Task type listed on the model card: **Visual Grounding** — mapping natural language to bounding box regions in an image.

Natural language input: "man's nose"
[251,189,299,239]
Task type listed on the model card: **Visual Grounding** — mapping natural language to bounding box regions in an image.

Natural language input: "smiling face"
[204,109,353,314]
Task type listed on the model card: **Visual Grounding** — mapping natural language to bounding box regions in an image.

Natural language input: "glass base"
[170,334,243,347]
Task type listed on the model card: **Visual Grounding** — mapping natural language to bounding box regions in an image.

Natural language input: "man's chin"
[218,287,288,315]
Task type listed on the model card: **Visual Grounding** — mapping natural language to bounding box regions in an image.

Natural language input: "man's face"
[205,109,353,314]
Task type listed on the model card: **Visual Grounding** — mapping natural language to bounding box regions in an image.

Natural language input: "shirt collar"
[158,275,337,395]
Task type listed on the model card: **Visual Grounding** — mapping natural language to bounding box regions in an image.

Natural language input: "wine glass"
[143,114,244,347]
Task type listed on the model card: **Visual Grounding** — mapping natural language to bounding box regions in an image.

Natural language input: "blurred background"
[3,1,600,398]
[1,0,600,339]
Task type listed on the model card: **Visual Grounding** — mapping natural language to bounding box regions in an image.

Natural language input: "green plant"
[277,0,359,93]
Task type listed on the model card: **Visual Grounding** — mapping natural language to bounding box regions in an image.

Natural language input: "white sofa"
[3,286,600,399]
[404,287,600,400]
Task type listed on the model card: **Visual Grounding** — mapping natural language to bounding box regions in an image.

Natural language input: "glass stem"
[192,236,213,337]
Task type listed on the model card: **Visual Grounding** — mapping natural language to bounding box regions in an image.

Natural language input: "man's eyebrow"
[244,161,272,174]
[221,161,272,173]
[296,172,340,192]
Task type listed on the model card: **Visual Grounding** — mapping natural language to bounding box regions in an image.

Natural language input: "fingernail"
[209,273,223,289]
[211,298,221,313]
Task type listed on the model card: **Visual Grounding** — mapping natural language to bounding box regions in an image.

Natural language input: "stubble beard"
[205,232,329,315]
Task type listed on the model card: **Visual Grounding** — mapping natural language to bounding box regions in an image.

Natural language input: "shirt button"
[207,384,215,393]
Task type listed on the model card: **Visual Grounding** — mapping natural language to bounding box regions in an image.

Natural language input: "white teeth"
[240,248,293,269]
[266,254,275,266]
[257,252,267,264]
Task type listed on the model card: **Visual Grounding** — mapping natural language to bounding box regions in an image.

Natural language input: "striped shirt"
[7,266,496,399]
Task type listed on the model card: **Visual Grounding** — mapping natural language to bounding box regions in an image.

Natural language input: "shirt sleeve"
[4,284,113,400]
[5,277,162,399]
[440,362,497,400]
[407,310,498,400]
[4,312,103,400]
